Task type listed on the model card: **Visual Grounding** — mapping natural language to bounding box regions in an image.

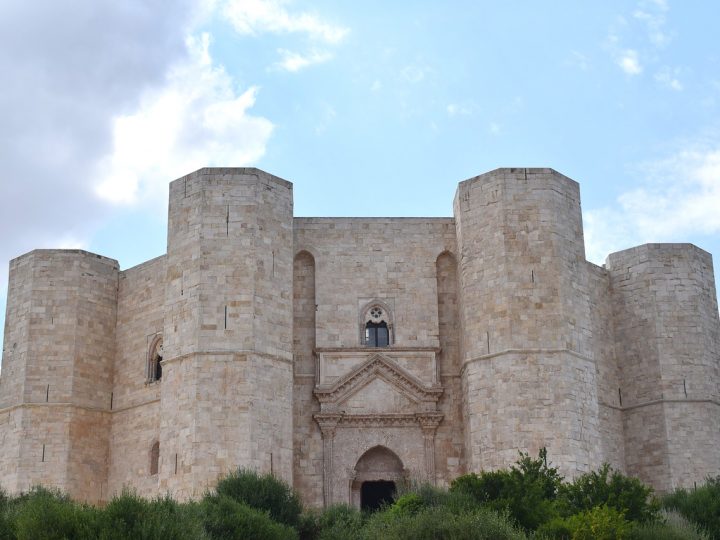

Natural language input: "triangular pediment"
[314,353,442,407]
[340,377,416,414]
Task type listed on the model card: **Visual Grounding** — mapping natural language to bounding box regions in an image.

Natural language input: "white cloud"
[584,144,720,264]
[446,103,475,117]
[95,33,273,206]
[272,48,333,72]
[655,66,683,90]
[489,122,501,135]
[401,65,429,84]
[606,0,674,77]
[0,0,200,304]
[618,49,642,75]
[223,0,348,43]
[370,80,382,92]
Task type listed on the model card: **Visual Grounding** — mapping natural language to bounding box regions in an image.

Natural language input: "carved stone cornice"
[417,413,444,430]
[314,412,444,429]
[314,413,343,438]
[314,353,443,406]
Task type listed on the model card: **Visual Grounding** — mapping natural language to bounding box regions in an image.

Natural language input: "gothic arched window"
[361,303,393,347]
[148,336,163,383]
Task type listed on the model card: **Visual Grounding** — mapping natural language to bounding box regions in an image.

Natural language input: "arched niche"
[351,445,406,510]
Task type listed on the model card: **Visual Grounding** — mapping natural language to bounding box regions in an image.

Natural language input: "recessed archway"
[351,445,405,510]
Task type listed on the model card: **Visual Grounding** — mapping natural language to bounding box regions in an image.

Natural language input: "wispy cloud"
[606,0,674,78]
[655,66,683,90]
[446,102,477,117]
[222,0,348,43]
[584,140,720,263]
[568,51,589,71]
[401,64,430,84]
[314,103,337,134]
[618,49,642,75]
[272,48,333,72]
[95,33,273,206]
[633,0,670,48]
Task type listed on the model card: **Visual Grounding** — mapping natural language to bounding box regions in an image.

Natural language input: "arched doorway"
[351,446,405,510]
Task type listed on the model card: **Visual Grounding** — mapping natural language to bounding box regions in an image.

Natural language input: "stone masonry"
[0,167,718,507]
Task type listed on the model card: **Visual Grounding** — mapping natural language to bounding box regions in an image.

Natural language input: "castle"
[1,167,719,509]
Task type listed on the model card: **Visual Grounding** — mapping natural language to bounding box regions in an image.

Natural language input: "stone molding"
[314,352,443,407]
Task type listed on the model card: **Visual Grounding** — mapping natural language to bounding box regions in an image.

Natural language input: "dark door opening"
[360,480,396,511]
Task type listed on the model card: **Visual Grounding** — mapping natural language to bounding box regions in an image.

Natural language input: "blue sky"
[1,0,719,353]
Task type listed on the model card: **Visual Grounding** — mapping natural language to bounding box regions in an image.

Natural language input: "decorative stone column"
[315,414,342,506]
[418,413,443,484]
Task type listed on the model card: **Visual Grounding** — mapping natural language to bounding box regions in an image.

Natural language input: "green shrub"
[388,493,424,517]
[450,448,562,531]
[315,504,365,540]
[663,477,720,539]
[297,510,320,540]
[558,463,659,523]
[11,486,97,540]
[201,495,297,540]
[215,469,302,528]
[631,510,710,540]
[97,489,149,539]
[535,516,574,539]
[364,504,527,540]
[0,488,14,540]
[94,490,205,539]
[563,505,632,540]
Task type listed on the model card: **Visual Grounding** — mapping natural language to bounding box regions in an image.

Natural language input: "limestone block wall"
[107,255,165,497]
[292,251,323,506]
[607,243,720,491]
[160,168,294,498]
[583,263,625,472]
[0,408,22,492]
[0,250,118,501]
[434,251,465,483]
[294,218,457,349]
[455,169,603,478]
[0,254,33,409]
[293,218,463,493]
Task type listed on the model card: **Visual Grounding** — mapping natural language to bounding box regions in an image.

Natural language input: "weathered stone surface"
[0,167,718,505]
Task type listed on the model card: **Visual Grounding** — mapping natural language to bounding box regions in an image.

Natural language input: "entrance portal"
[361,480,396,511]
[351,446,405,509]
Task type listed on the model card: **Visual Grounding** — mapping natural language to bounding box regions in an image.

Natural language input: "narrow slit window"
[150,441,159,476]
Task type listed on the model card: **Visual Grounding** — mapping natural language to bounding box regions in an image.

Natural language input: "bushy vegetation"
[556,463,660,523]
[0,457,717,539]
[214,469,302,529]
[662,476,720,539]
[450,447,562,531]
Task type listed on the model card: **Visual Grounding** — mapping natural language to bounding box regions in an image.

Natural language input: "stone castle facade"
[1,167,719,507]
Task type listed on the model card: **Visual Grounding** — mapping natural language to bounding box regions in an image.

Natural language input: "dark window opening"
[361,481,395,511]
[365,321,389,347]
[153,355,162,381]
[150,441,159,476]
